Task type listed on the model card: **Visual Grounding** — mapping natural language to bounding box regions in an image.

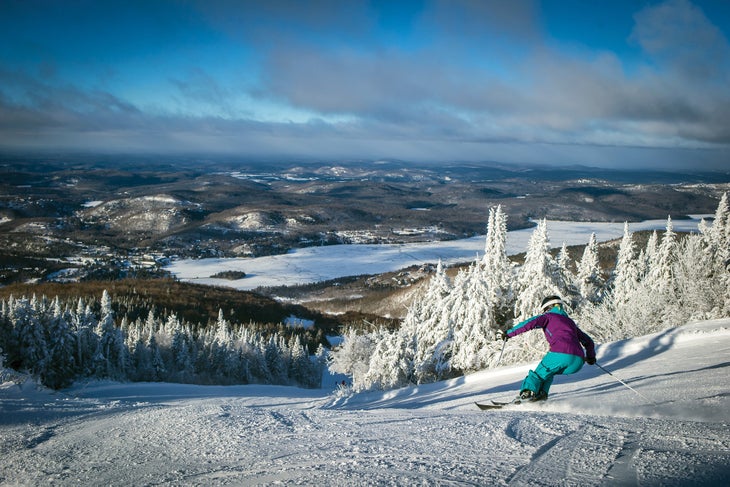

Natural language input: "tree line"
[330,193,730,392]
[0,290,327,389]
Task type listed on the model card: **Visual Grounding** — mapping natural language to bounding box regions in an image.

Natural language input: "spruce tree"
[411,261,452,383]
[701,192,730,314]
[42,298,76,389]
[673,233,719,321]
[575,233,604,305]
[329,329,377,391]
[9,297,47,377]
[148,334,166,381]
[513,219,560,321]
[612,222,639,305]
[481,205,514,323]
[73,298,97,376]
[555,242,577,303]
[451,262,495,372]
[652,216,677,296]
[170,317,194,382]
[94,290,127,379]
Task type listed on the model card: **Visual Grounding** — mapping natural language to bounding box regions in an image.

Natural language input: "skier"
[497,295,596,402]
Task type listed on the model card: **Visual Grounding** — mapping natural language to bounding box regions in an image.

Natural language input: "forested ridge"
[0,278,341,332]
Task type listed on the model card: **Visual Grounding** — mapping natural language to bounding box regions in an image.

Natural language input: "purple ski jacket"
[506,309,595,359]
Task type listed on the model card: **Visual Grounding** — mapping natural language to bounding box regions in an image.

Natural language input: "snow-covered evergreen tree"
[411,261,453,383]
[0,299,10,359]
[450,262,497,372]
[93,290,127,379]
[148,333,166,381]
[130,332,152,381]
[575,232,604,305]
[264,335,287,384]
[641,230,659,279]
[288,335,310,385]
[673,233,722,322]
[170,317,194,382]
[214,309,231,344]
[700,192,730,314]
[361,328,413,390]
[245,335,270,384]
[513,219,560,321]
[313,343,328,389]
[555,242,577,303]
[9,297,47,377]
[579,223,638,340]
[652,217,677,295]
[481,205,514,323]
[611,222,639,304]
[73,298,98,376]
[328,328,377,391]
[704,192,729,261]
[41,297,76,389]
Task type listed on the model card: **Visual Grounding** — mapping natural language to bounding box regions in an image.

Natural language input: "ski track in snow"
[2,320,729,486]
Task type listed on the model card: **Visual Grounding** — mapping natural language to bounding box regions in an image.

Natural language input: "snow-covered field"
[166,217,709,290]
[2,319,728,486]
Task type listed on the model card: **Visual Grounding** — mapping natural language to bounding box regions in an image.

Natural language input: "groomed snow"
[166,217,709,290]
[2,319,728,486]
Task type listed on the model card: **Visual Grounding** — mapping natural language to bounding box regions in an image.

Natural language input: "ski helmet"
[540,295,563,312]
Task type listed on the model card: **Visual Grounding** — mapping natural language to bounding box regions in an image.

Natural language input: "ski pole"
[595,362,653,404]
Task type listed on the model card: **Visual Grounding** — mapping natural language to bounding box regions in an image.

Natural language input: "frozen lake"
[166,216,709,290]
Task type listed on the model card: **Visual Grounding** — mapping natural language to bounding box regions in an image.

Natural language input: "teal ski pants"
[521,352,584,395]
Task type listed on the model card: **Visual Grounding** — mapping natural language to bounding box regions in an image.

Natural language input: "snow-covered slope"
[2,320,729,486]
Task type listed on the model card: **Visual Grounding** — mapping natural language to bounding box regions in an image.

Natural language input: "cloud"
[631,0,730,79]
[254,1,538,117]
[0,0,728,170]
[244,0,730,150]
[168,67,245,118]
[418,0,541,43]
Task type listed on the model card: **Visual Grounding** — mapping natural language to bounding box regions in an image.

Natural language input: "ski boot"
[533,390,548,402]
[519,390,548,402]
[519,390,535,401]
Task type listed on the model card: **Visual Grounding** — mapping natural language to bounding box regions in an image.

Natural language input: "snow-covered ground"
[166,216,709,290]
[2,319,728,486]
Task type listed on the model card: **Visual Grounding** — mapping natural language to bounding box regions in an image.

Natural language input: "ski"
[475,399,521,410]
[475,402,506,410]
[475,395,551,409]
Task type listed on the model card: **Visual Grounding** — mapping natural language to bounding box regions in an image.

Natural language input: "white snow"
[283,314,315,329]
[2,319,728,486]
[166,216,710,290]
[142,195,182,204]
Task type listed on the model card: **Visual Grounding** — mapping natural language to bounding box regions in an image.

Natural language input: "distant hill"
[1,156,726,286]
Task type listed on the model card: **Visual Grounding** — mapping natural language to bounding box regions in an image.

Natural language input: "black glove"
[496,330,509,342]
[585,357,596,365]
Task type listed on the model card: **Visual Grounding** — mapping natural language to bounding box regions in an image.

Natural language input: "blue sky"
[1,0,729,170]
